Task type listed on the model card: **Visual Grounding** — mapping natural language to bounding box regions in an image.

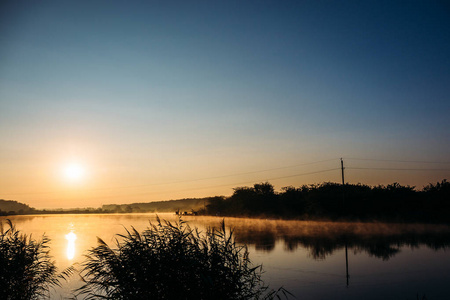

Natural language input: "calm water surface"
[3,213,450,299]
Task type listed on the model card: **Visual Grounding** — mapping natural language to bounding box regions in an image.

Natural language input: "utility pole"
[341,158,346,210]
[341,158,349,286]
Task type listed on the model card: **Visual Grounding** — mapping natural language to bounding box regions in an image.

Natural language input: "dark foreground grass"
[0,219,69,300]
[76,216,291,300]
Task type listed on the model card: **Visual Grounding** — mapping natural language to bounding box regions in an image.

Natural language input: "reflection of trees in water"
[229,220,450,260]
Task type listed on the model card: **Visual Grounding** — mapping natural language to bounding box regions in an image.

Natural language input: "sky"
[1,0,449,209]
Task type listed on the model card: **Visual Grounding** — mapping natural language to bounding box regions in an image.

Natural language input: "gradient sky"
[1,1,449,209]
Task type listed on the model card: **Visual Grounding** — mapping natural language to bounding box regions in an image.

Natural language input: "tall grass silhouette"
[76,216,290,299]
[0,219,67,299]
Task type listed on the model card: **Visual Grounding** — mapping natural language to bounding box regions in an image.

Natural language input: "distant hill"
[0,199,35,215]
[102,197,220,213]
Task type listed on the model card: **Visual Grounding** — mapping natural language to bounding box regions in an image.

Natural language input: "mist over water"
[3,213,450,299]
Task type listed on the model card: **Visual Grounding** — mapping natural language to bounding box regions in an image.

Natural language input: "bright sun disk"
[64,163,84,180]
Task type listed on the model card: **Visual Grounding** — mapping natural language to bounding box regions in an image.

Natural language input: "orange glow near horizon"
[0,150,448,210]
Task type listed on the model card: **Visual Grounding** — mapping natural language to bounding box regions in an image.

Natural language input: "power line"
[114,158,339,188]
[347,167,450,171]
[5,157,448,199]
[1,158,339,196]
[262,168,340,181]
[24,168,341,201]
[87,168,341,200]
[129,167,336,200]
[344,158,450,164]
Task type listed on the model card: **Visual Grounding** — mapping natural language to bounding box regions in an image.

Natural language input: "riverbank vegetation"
[76,217,289,299]
[0,198,208,216]
[102,197,208,213]
[0,199,106,216]
[2,179,448,223]
[0,219,290,299]
[0,220,65,299]
[201,180,450,223]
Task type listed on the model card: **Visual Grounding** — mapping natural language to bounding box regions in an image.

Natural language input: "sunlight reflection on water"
[65,231,77,260]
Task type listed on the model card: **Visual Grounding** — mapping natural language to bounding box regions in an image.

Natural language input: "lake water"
[3,213,450,299]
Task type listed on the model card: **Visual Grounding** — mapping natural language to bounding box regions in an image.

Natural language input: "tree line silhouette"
[200,180,450,223]
[2,180,449,222]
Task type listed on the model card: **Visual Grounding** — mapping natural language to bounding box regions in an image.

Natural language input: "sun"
[64,163,85,181]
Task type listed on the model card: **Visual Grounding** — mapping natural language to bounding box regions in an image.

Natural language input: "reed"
[0,219,64,299]
[76,216,291,299]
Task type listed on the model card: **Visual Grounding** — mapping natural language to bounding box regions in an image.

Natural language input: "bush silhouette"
[76,217,290,299]
[0,220,63,299]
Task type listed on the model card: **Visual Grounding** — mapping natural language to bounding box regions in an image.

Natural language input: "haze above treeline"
[1,180,449,223]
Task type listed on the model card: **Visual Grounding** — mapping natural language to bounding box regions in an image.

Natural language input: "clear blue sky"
[1,0,449,208]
